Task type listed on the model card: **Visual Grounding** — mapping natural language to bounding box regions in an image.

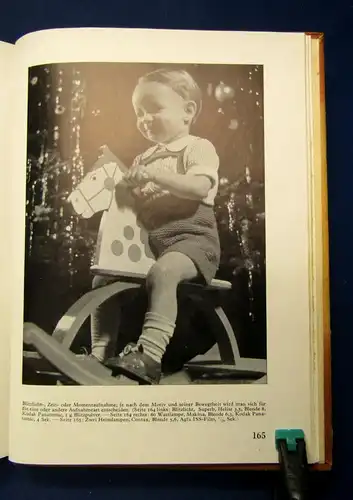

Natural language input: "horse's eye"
[91,175,96,181]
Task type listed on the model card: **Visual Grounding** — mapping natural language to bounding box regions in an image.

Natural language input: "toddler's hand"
[124,165,151,187]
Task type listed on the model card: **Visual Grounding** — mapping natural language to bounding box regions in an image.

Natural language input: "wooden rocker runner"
[23,146,267,386]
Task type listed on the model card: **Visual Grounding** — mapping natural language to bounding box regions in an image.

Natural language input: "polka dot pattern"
[111,240,124,256]
[123,225,135,240]
[128,244,142,262]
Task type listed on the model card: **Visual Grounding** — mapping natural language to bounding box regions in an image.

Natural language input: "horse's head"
[68,161,126,219]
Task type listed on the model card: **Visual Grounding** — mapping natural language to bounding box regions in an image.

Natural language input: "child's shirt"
[132,135,219,206]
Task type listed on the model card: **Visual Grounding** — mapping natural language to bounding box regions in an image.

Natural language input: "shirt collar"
[155,135,195,153]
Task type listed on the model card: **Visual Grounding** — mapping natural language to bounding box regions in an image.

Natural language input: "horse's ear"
[104,162,119,178]
[113,156,128,175]
[112,164,126,184]
[101,161,126,186]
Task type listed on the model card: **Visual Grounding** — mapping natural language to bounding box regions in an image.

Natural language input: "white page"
[9,28,316,465]
[0,40,14,458]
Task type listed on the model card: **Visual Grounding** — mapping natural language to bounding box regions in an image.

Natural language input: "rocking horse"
[23,146,267,385]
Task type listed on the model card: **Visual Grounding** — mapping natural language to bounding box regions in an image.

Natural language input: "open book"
[0,28,331,468]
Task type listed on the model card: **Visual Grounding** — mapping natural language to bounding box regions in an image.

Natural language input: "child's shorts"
[137,197,221,285]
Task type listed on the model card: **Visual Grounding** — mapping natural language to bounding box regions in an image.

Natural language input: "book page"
[0,40,14,458]
[9,28,316,465]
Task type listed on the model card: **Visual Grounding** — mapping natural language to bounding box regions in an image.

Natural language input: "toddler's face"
[132,82,193,144]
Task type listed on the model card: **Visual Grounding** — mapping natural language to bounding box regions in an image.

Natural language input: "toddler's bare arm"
[150,170,212,200]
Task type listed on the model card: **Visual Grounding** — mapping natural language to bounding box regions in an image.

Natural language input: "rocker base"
[22,271,267,386]
[22,323,266,386]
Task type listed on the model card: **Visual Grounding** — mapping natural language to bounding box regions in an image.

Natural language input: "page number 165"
[253,432,266,439]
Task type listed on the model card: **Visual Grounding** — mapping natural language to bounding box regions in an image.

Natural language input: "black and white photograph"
[22,61,267,386]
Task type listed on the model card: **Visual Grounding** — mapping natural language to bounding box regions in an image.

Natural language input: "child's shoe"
[105,343,161,385]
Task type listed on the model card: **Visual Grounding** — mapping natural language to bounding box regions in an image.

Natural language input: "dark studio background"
[1,1,353,499]
[23,61,266,377]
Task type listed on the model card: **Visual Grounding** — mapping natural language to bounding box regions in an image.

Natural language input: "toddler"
[91,68,221,384]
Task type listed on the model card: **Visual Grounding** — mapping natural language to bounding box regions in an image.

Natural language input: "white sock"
[138,312,176,363]
[91,318,117,362]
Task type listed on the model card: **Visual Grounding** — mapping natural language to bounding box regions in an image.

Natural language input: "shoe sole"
[106,363,160,385]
